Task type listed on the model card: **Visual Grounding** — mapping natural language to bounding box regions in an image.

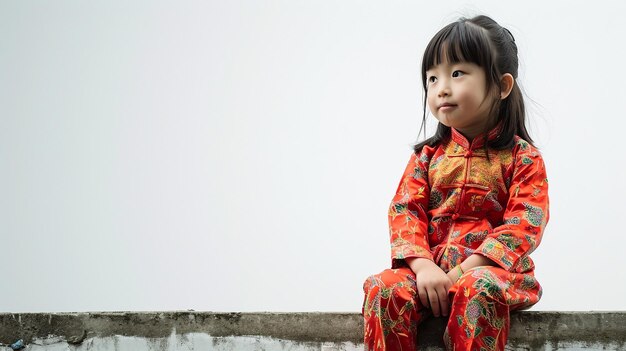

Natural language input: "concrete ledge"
[1,311,625,350]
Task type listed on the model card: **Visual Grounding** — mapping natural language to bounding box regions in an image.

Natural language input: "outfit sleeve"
[388,151,434,269]
[475,143,550,272]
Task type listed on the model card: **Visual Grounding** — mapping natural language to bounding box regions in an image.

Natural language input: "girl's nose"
[438,86,451,97]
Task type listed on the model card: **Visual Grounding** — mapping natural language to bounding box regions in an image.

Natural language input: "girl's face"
[426,60,494,140]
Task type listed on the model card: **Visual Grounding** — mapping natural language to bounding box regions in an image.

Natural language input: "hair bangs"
[421,21,494,89]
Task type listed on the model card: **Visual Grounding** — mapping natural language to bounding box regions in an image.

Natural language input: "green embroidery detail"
[498,234,523,250]
[429,189,444,208]
[393,203,407,214]
[517,139,529,150]
[380,287,391,299]
[484,336,496,350]
[504,217,520,225]
[523,202,544,226]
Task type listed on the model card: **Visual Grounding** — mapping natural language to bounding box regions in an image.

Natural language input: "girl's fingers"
[438,287,450,317]
[417,286,429,310]
[427,288,441,317]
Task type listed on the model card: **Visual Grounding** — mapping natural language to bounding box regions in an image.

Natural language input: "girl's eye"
[428,76,437,83]
[452,70,465,78]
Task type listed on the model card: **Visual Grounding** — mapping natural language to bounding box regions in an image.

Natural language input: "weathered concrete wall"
[1,311,625,350]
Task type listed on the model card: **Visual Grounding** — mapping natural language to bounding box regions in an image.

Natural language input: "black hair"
[413,15,534,155]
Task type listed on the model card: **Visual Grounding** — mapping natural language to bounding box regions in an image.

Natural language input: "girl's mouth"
[439,104,457,111]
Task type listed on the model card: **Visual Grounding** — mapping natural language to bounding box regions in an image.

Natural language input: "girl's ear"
[500,73,514,100]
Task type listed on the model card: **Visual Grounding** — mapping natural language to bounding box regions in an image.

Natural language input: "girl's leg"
[444,267,541,351]
[362,267,430,351]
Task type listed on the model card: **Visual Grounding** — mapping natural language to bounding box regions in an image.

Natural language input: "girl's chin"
[435,117,468,130]
[435,119,456,128]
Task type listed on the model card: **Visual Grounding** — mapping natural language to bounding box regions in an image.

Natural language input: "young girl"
[362,15,549,351]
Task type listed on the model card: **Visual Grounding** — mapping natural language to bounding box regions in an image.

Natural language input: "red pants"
[362,266,541,351]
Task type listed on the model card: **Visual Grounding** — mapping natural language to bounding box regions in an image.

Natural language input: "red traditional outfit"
[362,125,549,350]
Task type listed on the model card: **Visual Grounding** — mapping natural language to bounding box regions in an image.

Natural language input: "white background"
[1,1,625,312]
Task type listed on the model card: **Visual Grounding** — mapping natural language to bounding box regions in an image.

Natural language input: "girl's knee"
[455,266,508,301]
[363,268,415,295]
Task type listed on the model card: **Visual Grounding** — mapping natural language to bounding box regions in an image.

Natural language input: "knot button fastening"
[464,151,473,158]
[451,213,460,220]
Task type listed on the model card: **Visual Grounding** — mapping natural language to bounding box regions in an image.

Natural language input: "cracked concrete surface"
[0,311,625,350]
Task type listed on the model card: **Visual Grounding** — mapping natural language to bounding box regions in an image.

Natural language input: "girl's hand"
[406,258,454,317]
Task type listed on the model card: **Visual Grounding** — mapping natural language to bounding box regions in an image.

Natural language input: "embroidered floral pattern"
[363,266,542,351]
[364,125,549,350]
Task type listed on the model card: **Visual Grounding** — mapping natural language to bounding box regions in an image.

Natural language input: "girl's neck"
[456,126,485,141]
[455,121,499,142]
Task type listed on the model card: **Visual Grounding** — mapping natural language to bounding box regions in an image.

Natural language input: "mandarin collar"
[450,122,503,150]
